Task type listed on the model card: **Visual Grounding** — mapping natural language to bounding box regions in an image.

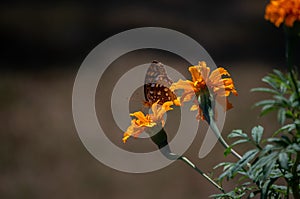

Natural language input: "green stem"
[285,26,300,104]
[159,147,225,193]
[209,115,243,160]
[291,151,300,198]
[179,156,225,193]
[284,25,300,199]
[153,129,225,193]
[198,93,243,160]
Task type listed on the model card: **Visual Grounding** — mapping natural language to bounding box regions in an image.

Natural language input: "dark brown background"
[1,0,299,198]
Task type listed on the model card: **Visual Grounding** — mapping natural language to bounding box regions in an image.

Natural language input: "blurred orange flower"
[122,101,173,143]
[265,0,300,27]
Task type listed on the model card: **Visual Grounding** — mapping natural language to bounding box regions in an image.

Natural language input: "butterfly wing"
[144,61,177,105]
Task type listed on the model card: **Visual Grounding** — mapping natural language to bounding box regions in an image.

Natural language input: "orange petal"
[190,104,199,111]
[210,67,229,83]
[130,111,148,123]
[198,61,210,83]
[188,66,202,82]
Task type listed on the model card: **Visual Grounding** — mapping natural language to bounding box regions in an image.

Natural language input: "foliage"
[212,70,300,199]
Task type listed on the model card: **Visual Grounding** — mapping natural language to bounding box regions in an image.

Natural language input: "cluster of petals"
[122,101,173,143]
[265,0,300,27]
[170,61,237,119]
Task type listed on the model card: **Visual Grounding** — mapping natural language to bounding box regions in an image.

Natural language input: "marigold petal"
[210,67,229,82]
[188,66,202,82]
[198,61,210,82]
[190,104,199,111]
[170,79,195,92]
[173,97,181,106]
[130,111,148,123]
[162,101,174,111]
[123,121,146,143]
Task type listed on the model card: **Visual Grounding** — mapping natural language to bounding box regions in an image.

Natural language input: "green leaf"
[251,126,264,145]
[260,105,278,116]
[281,135,291,144]
[278,152,289,170]
[249,152,278,181]
[261,144,276,156]
[231,139,249,147]
[251,87,279,95]
[289,92,298,104]
[279,82,287,94]
[277,108,286,125]
[261,178,278,198]
[291,143,300,151]
[273,69,287,82]
[230,149,259,175]
[267,137,289,147]
[273,123,295,136]
[213,162,233,170]
[262,76,279,90]
[228,129,248,139]
[253,99,276,107]
[271,185,287,194]
[224,147,232,157]
[273,95,290,107]
[285,110,294,118]
[261,155,277,181]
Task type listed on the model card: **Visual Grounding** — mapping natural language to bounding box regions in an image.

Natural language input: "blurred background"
[1,0,300,198]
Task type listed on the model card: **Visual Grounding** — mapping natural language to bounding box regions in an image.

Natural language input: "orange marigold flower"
[265,0,300,27]
[122,101,173,143]
[170,61,237,119]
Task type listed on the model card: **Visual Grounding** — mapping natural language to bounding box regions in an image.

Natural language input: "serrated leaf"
[278,152,289,170]
[251,126,263,145]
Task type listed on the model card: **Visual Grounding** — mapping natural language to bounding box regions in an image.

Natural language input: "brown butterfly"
[144,61,177,106]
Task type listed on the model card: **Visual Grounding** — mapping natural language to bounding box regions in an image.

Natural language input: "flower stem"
[285,26,300,103]
[179,156,225,193]
[209,118,242,160]
[198,94,243,160]
[159,147,225,193]
[153,129,225,193]
[291,151,300,198]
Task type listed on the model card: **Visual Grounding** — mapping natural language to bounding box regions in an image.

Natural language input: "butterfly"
[144,61,177,106]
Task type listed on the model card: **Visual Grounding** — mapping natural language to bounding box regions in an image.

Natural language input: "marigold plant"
[122,1,300,198]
